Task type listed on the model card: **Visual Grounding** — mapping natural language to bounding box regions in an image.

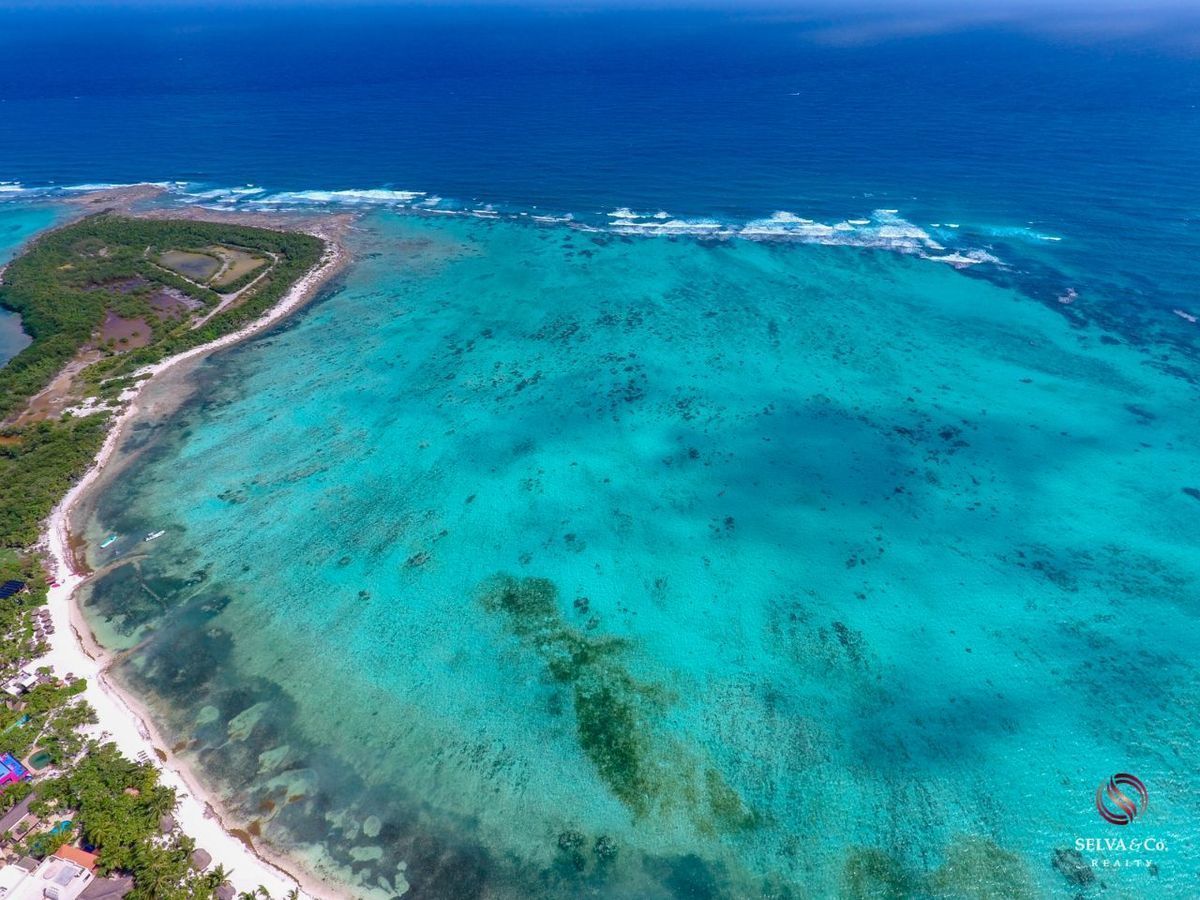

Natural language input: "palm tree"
[208,863,230,890]
[140,849,183,898]
[146,788,177,819]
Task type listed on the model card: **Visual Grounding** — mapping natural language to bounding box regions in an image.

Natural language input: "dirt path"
[9,349,104,426]
[191,249,279,329]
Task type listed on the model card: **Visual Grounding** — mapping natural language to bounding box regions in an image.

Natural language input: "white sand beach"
[29,217,350,900]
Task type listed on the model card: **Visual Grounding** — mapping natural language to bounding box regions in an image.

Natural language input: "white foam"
[254,188,426,206]
[984,224,1063,243]
[608,215,725,235]
[733,208,964,257]
[179,185,266,202]
[60,182,173,193]
[0,181,167,198]
[599,207,995,263]
[761,212,812,224]
[923,249,1002,268]
[606,208,674,221]
[0,182,1003,270]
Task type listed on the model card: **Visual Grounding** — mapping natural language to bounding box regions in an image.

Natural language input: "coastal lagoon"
[77,211,1200,898]
[0,204,60,364]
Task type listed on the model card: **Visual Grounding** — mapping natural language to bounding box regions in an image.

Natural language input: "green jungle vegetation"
[0,215,323,549]
[0,213,325,899]
[0,214,323,419]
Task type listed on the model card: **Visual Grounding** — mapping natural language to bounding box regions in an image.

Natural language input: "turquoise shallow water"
[78,211,1199,898]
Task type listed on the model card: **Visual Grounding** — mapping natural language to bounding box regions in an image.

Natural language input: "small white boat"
[100,535,118,549]
[144,530,166,542]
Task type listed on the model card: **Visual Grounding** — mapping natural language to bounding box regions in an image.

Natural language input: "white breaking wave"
[160,184,431,209]
[182,185,267,202]
[606,215,724,233]
[61,182,172,192]
[0,180,1006,268]
[599,207,999,266]
[924,250,1003,267]
[252,188,427,206]
[607,208,671,220]
[0,180,169,197]
[982,224,1063,243]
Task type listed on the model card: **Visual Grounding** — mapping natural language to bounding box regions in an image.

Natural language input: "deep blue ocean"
[3,4,1200,310]
[4,5,1200,899]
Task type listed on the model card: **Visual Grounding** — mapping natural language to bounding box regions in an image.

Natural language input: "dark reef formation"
[477,573,757,835]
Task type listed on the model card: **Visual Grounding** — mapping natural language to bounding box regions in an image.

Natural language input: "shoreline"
[28,193,352,900]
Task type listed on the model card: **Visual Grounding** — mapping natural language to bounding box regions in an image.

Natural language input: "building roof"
[3,673,38,697]
[10,855,94,900]
[0,792,35,834]
[79,875,134,900]
[0,753,30,782]
[0,864,28,893]
[53,845,99,872]
[190,848,212,870]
